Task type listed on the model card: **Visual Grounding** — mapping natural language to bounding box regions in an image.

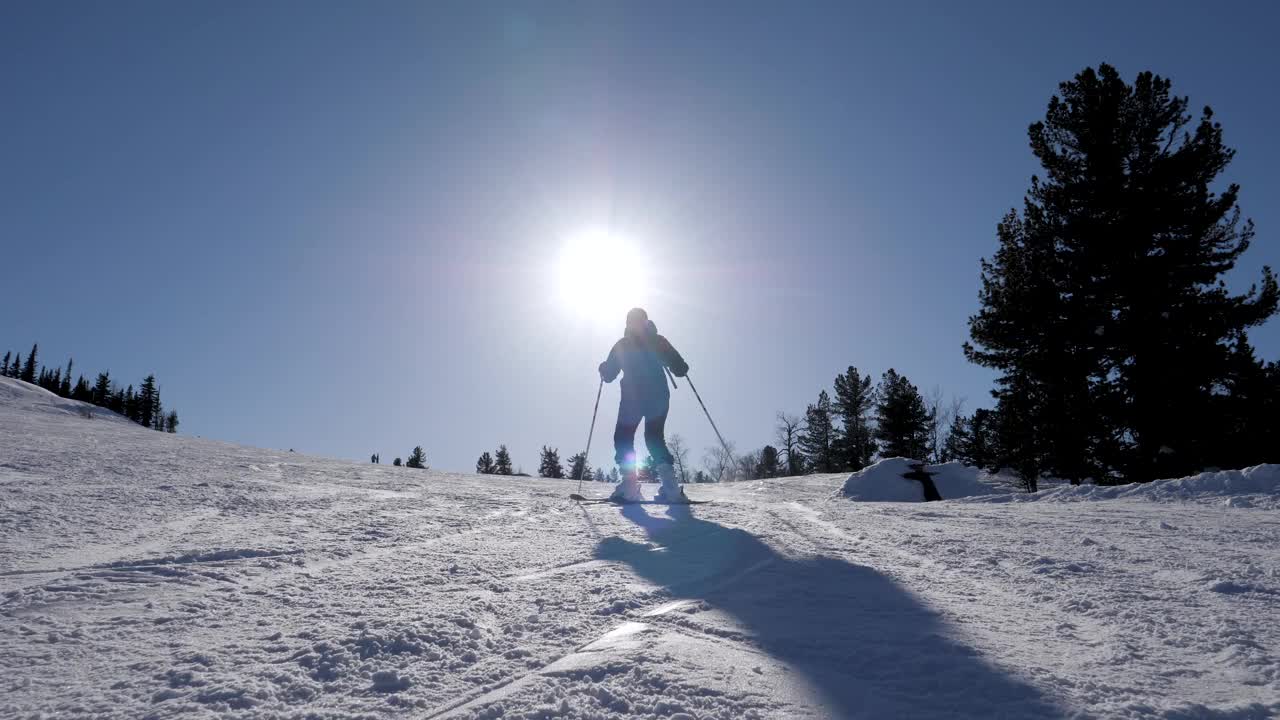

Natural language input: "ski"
[569,493,711,505]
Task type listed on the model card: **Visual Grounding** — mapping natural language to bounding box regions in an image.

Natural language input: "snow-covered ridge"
[972,464,1280,509]
[840,455,1280,508]
[0,375,132,425]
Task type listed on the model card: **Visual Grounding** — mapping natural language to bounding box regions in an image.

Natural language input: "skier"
[599,307,689,503]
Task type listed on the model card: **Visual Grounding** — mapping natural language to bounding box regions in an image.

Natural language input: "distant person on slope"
[599,307,689,503]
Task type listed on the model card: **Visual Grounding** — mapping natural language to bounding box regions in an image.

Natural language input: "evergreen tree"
[992,376,1043,491]
[538,446,564,478]
[406,446,427,469]
[72,375,90,401]
[151,386,163,431]
[137,375,158,429]
[566,451,589,481]
[593,468,606,483]
[1212,339,1280,469]
[755,445,781,478]
[493,445,514,475]
[60,359,73,397]
[93,372,112,406]
[20,344,37,383]
[165,410,179,433]
[393,457,402,466]
[832,366,877,470]
[607,467,620,483]
[123,385,137,422]
[874,369,933,460]
[1,351,9,376]
[476,451,495,474]
[798,390,837,472]
[967,409,1000,471]
[941,413,973,463]
[967,64,1278,482]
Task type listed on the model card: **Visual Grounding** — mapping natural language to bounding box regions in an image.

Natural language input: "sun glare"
[557,230,650,325]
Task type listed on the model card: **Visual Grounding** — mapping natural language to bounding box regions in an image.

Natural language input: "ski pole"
[578,379,604,494]
[684,374,735,479]
[664,366,679,389]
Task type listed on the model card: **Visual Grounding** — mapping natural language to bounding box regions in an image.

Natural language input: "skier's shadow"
[593,505,1059,718]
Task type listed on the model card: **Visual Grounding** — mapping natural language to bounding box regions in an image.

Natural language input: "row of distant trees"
[2,343,179,432]
[727,366,961,484]
[468,441,714,484]
[369,447,427,468]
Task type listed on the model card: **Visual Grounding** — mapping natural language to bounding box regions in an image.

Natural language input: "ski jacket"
[599,321,688,410]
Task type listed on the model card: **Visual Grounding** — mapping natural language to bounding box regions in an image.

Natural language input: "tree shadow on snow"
[593,505,1060,719]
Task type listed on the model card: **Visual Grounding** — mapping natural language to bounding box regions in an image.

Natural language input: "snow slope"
[3,376,1278,719]
[0,375,133,426]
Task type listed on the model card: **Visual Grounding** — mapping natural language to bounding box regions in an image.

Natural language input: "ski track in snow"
[2,377,1278,719]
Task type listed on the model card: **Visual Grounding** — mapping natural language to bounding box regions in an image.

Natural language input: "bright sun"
[557,230,650,324]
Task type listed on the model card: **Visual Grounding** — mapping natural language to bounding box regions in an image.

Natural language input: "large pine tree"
[873,369,932,460]
[832,366,877,471]
[476,451,495,474]
[798,390,837,473]
[1,351,9,377]
[967,64,1278,482]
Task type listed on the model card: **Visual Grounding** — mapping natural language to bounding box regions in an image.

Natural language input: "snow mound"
[839,458,1004,502]
[997,465,1280,508]
[0,376,132,425]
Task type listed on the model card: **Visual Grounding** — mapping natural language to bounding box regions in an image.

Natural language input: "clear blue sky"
[4,2,1278,473]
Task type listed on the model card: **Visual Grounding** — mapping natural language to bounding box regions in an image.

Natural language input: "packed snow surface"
[3,375,1278,718]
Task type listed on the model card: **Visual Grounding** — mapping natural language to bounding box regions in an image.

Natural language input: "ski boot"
[609,467,644,503]
[654,463,688,503]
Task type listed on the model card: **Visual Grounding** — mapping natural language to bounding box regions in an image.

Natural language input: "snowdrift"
[967,464,1280,509]
[839,458,1004,502]
[0,376,132,425]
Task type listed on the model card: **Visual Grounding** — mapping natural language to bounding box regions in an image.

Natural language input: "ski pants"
[614,396,673,468]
